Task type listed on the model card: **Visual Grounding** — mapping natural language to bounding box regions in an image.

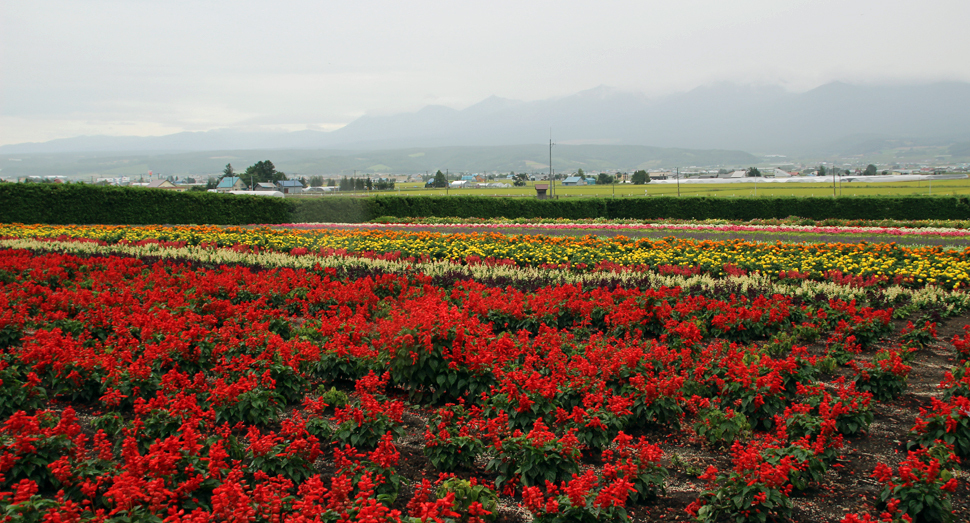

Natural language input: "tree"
[365,177,373,191]
[243,160,286,185]
[577,168,585,178]
[327,178,335,187]
[223,164,234,178]
[864,164,878,176]
[596,173,614,185]
[309,175,324,187]
[631,170,650,185]
[206,177,218,190]
[513,172,528,187]
[746,167,762,177]
[433,170,448,188]
[817,165,827,177]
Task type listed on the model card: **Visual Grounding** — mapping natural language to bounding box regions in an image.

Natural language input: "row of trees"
[817,164,881,177]
[418,169,651,187]
[222,161,287,186]
[577,169,655,185]
[212,162,891,192]
[307,176,330,187]
[339,176,395,191]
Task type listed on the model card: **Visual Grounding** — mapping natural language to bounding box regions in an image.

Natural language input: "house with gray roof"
[277,180,305,194]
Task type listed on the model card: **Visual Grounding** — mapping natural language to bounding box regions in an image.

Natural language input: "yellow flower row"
[1,223,968,289]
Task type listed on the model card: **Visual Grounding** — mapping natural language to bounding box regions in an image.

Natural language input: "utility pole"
[836,161,842,196]
[676,168,681,197]
[446,169,449,196]
[832,162,837,198]
[549,134,555,198]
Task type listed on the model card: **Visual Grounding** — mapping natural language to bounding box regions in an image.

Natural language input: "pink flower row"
[278,222,970,238]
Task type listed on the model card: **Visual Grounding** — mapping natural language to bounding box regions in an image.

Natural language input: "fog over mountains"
[4,82,970,157]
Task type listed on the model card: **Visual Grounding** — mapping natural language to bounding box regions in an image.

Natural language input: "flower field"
[1,223,970,522]
[4,223,970,289]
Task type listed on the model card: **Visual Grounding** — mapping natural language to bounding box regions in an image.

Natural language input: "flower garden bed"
[1,224,970,522]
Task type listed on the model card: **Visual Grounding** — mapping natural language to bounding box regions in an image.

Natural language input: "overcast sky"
[1,0,968,146]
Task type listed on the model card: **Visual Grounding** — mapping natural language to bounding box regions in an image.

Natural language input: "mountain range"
[3,81,970,161]
[0,145,761,179]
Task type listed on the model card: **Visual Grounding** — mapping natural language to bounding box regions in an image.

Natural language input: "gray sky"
[2,0,968,146]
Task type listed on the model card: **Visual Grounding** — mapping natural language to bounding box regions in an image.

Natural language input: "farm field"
[2,223,970,523]
[307,178,970,199]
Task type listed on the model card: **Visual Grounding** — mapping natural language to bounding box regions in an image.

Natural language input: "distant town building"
[146,180,186,192]
[561,176,586,186]
[304,186,336,193]
[95,177,131,185]
[216,177,246,193]
[277,180,305,194]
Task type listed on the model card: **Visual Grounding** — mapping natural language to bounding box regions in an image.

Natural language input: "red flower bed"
[0,248,964,521]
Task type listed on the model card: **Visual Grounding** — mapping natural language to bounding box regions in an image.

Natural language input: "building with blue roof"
[216,177,246,192]
[561,176,587,186]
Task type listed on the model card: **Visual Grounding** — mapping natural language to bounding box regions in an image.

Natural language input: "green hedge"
[4,187,970,225]
[289,196,607,223]
[605,196,970,221]
[289,197,372,224]
[0,184,292,225]
[290,195,970,223]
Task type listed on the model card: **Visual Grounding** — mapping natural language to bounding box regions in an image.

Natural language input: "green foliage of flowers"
[485,420,581,489]
[693,408,752,449]
[689,441,795,523]
[872,446,959,523]
[907,396,970,459]
[436,477,499,523]
[851,349,912,402]
[423,404,485,472]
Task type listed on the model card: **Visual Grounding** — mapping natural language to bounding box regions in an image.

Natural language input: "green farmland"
[301,178,970,199]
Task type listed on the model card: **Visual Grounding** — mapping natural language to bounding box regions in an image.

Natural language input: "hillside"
[0,144,759,178]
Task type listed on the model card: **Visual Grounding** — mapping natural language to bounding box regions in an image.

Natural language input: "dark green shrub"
[0,184,291,225]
